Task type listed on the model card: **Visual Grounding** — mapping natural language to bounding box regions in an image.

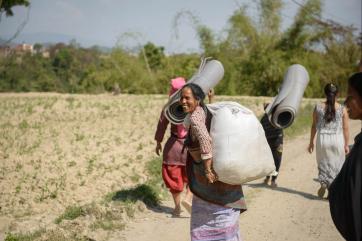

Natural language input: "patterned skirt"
[190,195,242,241]
[316,132,345,187]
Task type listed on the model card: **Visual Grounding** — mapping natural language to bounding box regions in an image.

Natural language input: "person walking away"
[261,103,284,188]
[308,83,349,198]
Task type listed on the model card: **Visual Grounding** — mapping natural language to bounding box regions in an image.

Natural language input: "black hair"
[181,83,206,108]
[324,83,338,123]
[181,83,208,150]
[348,72,362,97]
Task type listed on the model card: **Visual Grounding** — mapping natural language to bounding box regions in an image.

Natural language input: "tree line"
[0,0,360,97]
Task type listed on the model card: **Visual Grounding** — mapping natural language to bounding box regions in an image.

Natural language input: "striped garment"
[191,195,242,241]
[186,105,246,241]
[189,106,213,160]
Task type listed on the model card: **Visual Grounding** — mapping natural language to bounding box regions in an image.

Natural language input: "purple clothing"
[191,195,242,241]
[155,111,187,166]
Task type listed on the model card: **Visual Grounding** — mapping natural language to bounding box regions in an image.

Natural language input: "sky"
[0,0,361,53]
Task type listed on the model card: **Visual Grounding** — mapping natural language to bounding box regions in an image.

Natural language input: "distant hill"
[14,32,77,45]
[0,32,113,53]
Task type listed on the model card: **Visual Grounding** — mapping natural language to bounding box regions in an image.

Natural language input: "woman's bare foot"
[172,206,182,217]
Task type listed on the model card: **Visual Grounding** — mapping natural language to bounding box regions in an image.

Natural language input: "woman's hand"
[344,145,350,155]
[308,143,314,153]
[205,168,218,184]
[155,142,162,156]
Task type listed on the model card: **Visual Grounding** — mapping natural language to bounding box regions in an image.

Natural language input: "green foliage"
[0,0,359,97]
[284,103,315,138]
[0,0,30,17]
[141,42,165,71]
[54,205,86,224]
[145,157,163,186]
[5,229,45,241]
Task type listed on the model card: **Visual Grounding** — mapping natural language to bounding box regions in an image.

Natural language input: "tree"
[0,0,31,44]
[0,0,29,17]
[141,42,165,71]
[33,43,43,54]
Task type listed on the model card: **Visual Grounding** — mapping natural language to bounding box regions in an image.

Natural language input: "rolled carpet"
[163,58,224,124]
[265,64,310,129]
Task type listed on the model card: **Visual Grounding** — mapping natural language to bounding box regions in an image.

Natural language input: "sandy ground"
[121,119,361,241]
[0,93,273,240]
[0,93,358,241]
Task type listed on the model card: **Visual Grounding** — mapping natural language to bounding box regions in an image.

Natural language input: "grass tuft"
[55,205,86,224]
[285,103,314,138]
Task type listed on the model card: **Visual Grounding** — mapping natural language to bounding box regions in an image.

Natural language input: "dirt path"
[121,120,361,241]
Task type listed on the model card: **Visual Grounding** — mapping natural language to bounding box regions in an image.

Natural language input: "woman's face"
[345,85,362,120]
[180,87,198,113]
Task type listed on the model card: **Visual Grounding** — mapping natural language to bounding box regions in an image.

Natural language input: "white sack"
[208,101,275,185]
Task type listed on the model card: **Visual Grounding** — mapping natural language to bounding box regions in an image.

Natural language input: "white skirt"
[316,132,345,187]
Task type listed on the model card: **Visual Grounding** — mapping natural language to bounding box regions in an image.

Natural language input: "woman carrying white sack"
[181,83,247,241]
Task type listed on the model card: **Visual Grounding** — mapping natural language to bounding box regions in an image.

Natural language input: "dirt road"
[120,120,361,241]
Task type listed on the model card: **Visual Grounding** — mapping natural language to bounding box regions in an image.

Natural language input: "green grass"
[74,133,85,142]
[90,220,125,231]
[54,205,86,224]
[5,229,46,241]
[86,156,97,174]
[104,156,164,218]
[18,120,29,130]
[67,161,76,167]
[145,157,163,185]
[284,103,314,138]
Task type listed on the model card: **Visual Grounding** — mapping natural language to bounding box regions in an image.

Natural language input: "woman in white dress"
[308,83,349,198]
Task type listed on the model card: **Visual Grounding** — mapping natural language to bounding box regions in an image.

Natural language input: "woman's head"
[324,83,338,97]
[324,83,338,123]
[345,72,362,120]
[179,83,205,113]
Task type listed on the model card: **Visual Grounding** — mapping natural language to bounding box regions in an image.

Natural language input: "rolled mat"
[265,64,309,129]
[163,58,224,124]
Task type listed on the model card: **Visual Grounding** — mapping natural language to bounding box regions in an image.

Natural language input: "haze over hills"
[0,32,113,52]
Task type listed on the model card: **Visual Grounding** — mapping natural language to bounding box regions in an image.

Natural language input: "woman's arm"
[342,107,350,154]
[154,110,169,156]
[308,107,318,153]
[190,107,217,183]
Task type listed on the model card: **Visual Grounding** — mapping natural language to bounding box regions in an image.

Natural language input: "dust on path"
[121,120,361,241]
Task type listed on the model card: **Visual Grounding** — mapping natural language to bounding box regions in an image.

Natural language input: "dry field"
[0,93,283,241]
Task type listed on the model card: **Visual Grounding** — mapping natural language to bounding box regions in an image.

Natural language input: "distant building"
[42,51,50,58]
[33,44,50,58]
[0,43,52,58]
[14,43,34,55]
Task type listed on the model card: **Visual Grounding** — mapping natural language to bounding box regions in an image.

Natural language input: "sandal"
[317,184,327,198]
